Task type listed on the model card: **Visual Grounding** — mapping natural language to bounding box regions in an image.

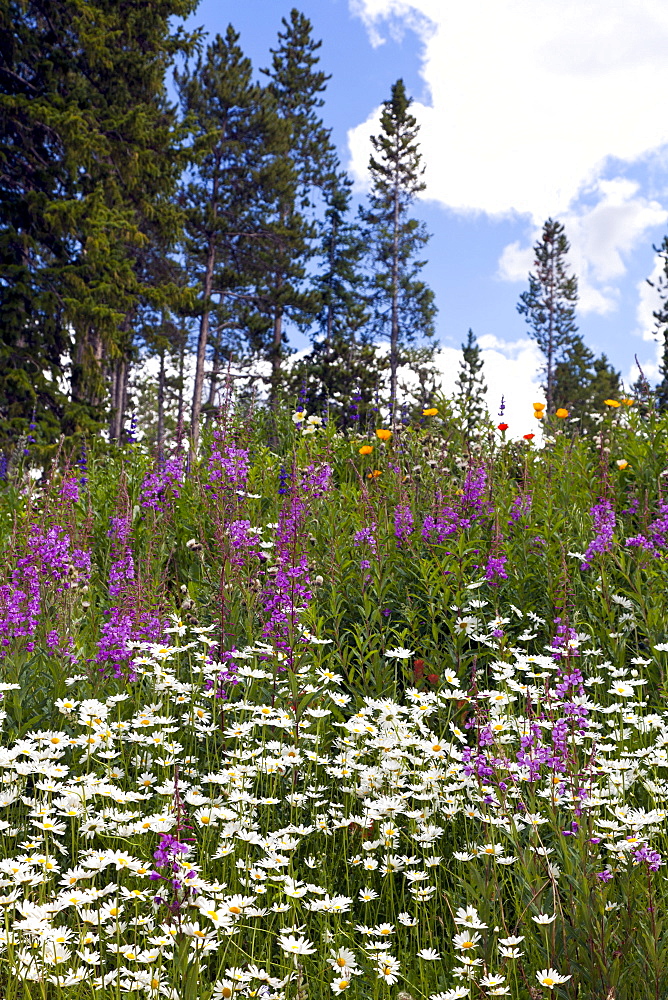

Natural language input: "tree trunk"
[108,361,118,440]
[108,313,132,441]
[118,356,129,440]
[325,220,336,352]
[190,234,216,455]
[207,327,221,410]
[269,284,284,412]
[157,347,165,464]
[176,323,186,451]
[546,259,555,413]
[390,164,400,427]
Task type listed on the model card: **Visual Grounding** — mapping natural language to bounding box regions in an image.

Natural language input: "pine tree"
[315,176,368,353]
[0,0,199,452]
[176,26,266,450]
[589,353,621,409]
[361,78,436,424]
[252,8,338,408]
[517,218,578,413]
[455,329,487,438]
[285,172,385,425]
[648,235,668,410]
[553,336,593,414]
[553,334,620,432]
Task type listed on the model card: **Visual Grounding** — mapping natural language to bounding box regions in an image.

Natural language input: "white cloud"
[430,336,544,434]
[625,251,666,385]
[349,0,668,220]
[349,1,668,337]
[635,254,664,343]
[496,179,668,315]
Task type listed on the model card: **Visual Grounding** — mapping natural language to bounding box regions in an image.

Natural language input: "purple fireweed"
[394,503,414,543]
[97,607,164,681]
[107,516,134,597]
[227,519,261,568]
[581,499,615,570]
[485,552,508,583]
[508,493,532,525]
[139,456,183,512]
[149,833,195,913]
[422,467,492,543]
[60,477,79,504]
[626,502,668,558]
[633,845,663,872]
[261,466,331,664]
[206,433,249,496]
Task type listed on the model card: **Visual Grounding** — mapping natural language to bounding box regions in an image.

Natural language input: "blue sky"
[176,0,668,427]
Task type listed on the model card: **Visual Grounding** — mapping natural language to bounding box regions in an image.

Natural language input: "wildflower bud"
[82,601,90,609]
[315,575,324,585]
[267,566,279,576]
[308,533,317,544]
[427,460,438,469]
[186,538,202,551]
[181,598,194,610]
[180,584,188,593]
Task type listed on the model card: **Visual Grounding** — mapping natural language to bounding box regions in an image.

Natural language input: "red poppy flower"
[497,423,508,431]
[523,433,535,440]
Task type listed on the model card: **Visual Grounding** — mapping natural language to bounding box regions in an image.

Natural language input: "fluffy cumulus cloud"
[349,0,668,325]
[400,336,544,433]
[498,180,668,315]
[349,0,668,218]
[626,252,666,384]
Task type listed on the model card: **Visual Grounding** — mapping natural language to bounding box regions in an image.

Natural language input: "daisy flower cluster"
[0,590,662,998]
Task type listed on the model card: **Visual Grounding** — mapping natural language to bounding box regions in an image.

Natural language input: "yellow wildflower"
[376,429,392,442]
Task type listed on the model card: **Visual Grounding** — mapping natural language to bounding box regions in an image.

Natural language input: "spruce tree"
[361,78,436,423]
[0,0,198,451]
[553,334,620,432]
[455,329,487,438]
[176,26,266,450]
[285,172,386,425]
[517,218,578,413]
[553,335,594,417]
[648,235,668,410]
[252,8,337,408]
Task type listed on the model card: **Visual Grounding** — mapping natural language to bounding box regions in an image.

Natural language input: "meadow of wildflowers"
[2,396,668,999]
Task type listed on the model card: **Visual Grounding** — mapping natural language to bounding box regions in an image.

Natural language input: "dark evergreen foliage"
[648,236,668,411]
[455,329,487,439]
[517,218,578,413]
[553,334,620,433]
[360,78,436,423]
[0,0,199,453]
